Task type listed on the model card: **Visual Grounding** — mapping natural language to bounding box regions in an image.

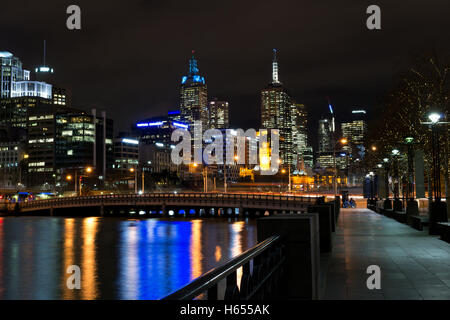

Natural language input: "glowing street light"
[332,138,348,196]
[383,158,389,163]
[66,175,72,181]
[392,149,400,156]
[86,167,93,173]
[428,113,441,124]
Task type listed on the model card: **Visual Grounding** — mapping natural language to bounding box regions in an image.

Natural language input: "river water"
[0,216,257,299]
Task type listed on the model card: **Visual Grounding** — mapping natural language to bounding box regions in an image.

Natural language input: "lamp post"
[66,166,93,196]
[129,167,137,193]
[392,149,400,199]
[369,171,375,199]
[422,112,449,233]
[383,157,390,199]
[391,149,403,212]
[333,138,348,196]
[404,136,415,201]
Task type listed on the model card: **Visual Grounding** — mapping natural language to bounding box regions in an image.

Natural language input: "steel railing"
[20,193,324,210]
[162,235,285,300]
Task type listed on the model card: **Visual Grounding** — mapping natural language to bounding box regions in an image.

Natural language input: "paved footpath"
[322,208,450,300]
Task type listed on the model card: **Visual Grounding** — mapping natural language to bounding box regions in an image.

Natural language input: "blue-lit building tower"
[180,51,208,130]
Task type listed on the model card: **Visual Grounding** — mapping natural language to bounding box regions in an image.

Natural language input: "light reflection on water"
[0,217,256,300]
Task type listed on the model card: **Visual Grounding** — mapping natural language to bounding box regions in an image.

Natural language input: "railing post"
[257,214,320,299]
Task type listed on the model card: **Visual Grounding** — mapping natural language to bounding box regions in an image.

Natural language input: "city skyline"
[3,1,450,145]
[1,0,449,305]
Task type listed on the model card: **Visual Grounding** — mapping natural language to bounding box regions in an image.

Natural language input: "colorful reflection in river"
[0,217,256,299]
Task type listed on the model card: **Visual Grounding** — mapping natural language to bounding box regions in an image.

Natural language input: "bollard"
[257,214,320,300]
[429,201,448,235]
[324,201,336,231]
[307,206,333,253]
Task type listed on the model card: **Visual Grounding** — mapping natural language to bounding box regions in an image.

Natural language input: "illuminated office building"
[133,116,189,147]
[290,102,313,169]
[113,136,139,174]
[341,109,367,158]
[0,51,30,99]
[167,109,182,121]
[180,52,208,129]
[52,87,66,106]
[0,96,52,128]
[318,118,332,154]
[25,105,113,188]
[261,49,293,165]
[208,98,229,129]
[0,127,27,188]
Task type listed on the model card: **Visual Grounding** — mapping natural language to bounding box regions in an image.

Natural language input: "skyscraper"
[261,49,292,165]
[341,109,367,158]
[0,51,30,99]
[180,52,208,129]
[208,97,229,129]
[291,103,313,169]
[318,118,332,153]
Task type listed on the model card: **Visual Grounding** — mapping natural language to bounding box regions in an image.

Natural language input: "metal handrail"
[162,235,283,300]
[20,193,324,208]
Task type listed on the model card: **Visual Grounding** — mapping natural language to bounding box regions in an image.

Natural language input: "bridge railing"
[162,235,285,300]
[20,193,323,209]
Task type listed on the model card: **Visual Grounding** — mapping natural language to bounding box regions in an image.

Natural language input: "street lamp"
[391,149,402,211]
[130,167,137,193]
[428,113,441,124]
[333,138,348,196]
[66,166,93,196]
[404,136,416,201]
[423,112,449,234]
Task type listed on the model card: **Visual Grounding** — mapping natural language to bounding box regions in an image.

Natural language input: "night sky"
[2,0,450,148]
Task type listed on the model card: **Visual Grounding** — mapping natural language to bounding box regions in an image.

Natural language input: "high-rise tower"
[208,97,229,129]
[261,49,292,165]
[180,51,208,129]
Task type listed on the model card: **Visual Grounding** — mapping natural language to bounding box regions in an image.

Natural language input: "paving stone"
[322,208,450,300]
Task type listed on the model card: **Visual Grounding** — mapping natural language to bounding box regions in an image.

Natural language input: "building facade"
[180,53,208,129]
[261,49,293,166]
[208,98,229,129]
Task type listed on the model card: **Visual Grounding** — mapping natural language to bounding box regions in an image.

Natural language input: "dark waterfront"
[0,217,257,299]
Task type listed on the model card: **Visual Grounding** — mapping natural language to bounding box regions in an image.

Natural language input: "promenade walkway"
[322,208,450,299]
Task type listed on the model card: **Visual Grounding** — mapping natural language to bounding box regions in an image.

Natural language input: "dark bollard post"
[334,196,340,220]
[323,201,336,231]
[383,199,392,214]
[307,206,333,253]
[393,198,403,212]
[429,201,448,235]
[406,200,418,224]
[257,214,320,300]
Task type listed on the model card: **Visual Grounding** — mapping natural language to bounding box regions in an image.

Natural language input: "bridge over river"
[15,193,323,217]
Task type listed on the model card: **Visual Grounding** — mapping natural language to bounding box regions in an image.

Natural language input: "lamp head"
[428,113,441,124]
[405,136,414,144]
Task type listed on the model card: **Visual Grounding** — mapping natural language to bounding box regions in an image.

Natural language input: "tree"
[366,52,450,197]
